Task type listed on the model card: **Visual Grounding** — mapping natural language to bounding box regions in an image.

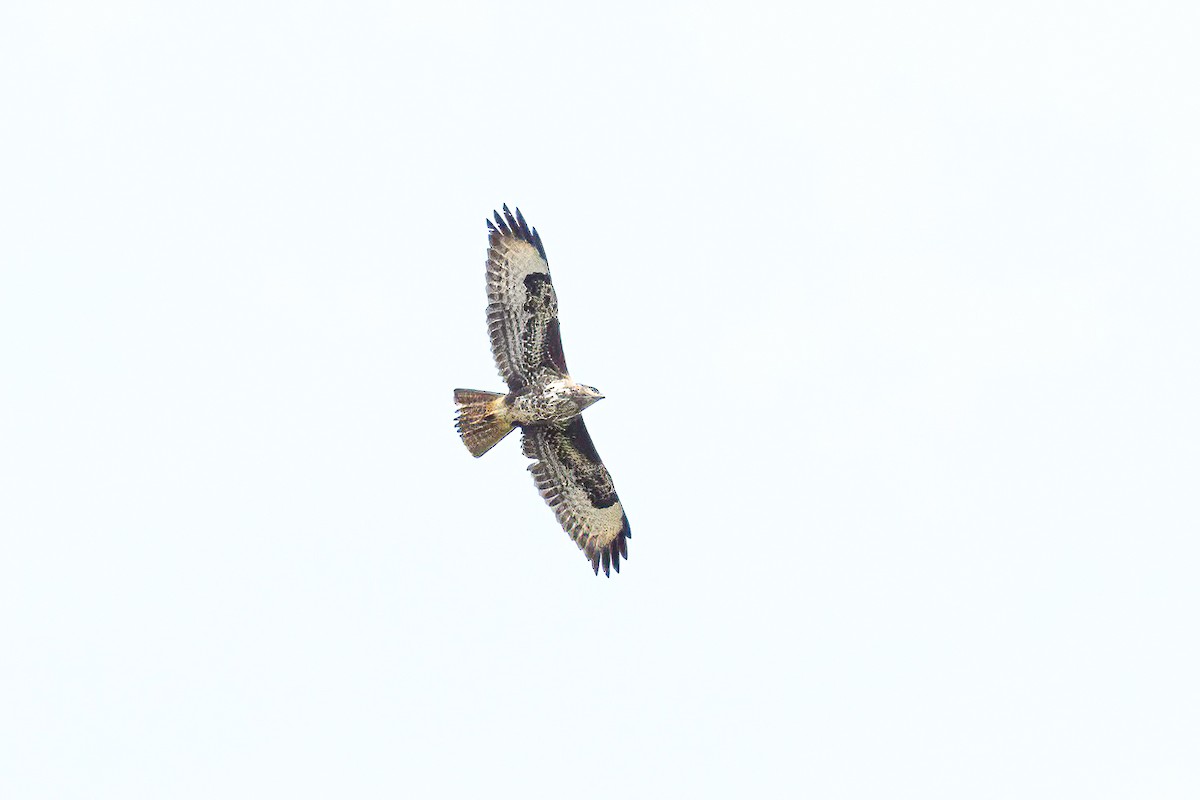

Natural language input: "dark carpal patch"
[522,271,554,305]
[580,476,618,509]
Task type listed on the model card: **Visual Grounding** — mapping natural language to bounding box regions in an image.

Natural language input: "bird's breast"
[508,381,580,426]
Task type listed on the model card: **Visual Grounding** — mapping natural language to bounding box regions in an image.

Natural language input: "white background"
[2,1,1198,797]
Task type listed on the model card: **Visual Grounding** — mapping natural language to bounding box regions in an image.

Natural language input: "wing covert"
[485,205,568,390]
[522,417,631,576]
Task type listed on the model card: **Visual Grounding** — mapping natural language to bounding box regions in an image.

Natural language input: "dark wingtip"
[530,226,546,261]
[502,205,520,236]
[492,209,510,235]
[616,516,630,562]
[487,204,547,262]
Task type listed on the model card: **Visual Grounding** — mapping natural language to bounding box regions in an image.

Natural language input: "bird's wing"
[485,205,569,391]
[522,417,631,576]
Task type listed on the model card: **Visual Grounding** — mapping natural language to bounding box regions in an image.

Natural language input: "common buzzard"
[454,205,631,576]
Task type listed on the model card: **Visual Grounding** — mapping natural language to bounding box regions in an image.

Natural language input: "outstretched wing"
[485,205,569,391]
[522,417,631,576]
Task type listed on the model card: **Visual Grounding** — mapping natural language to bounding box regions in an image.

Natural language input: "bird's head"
[571,383,605,411]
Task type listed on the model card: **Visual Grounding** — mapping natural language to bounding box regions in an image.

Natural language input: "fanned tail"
[454,389,513,457]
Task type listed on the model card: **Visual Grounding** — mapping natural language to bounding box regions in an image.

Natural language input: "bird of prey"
[454,205,631,576]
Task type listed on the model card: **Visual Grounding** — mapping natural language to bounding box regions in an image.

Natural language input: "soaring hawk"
[454,205,631,576]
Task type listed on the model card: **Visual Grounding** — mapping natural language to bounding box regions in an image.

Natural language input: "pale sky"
[2,1,1198,797]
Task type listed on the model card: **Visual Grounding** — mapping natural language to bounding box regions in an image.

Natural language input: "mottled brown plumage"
[454,205,631,576]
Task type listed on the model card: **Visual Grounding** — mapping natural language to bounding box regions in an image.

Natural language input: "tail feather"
[454,389,514,457]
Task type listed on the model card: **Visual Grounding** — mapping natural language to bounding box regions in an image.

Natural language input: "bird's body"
[454,206,631,576]
[507,376,602,427]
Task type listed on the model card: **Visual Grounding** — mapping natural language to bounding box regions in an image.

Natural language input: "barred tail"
[454,389,514,457]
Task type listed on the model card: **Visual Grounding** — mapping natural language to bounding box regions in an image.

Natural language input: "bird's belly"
[509,390,578,426]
